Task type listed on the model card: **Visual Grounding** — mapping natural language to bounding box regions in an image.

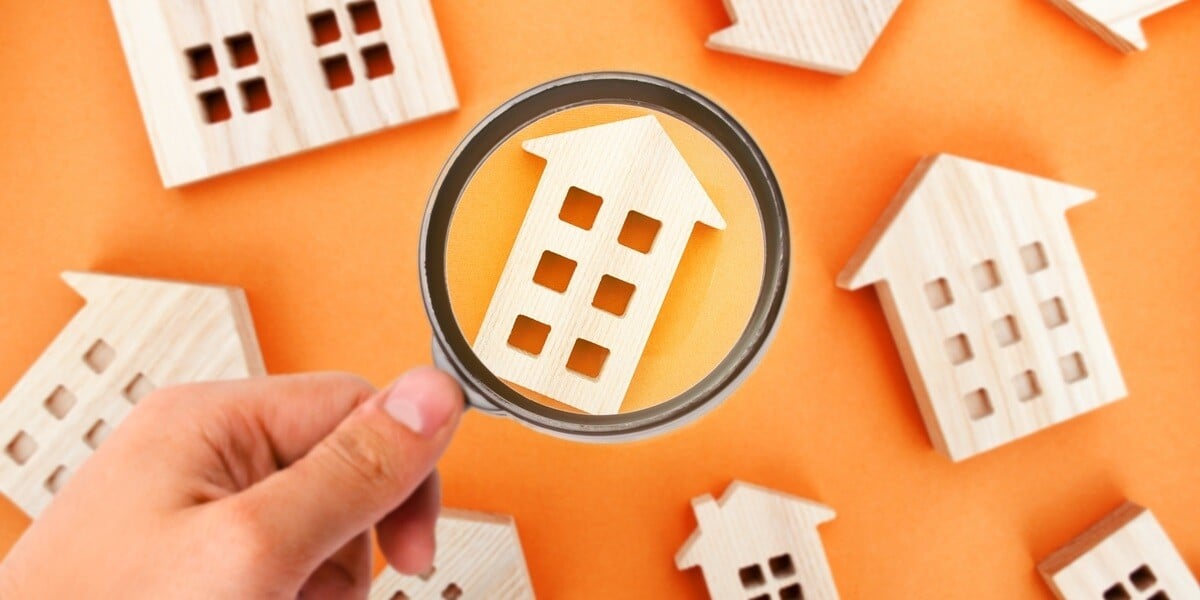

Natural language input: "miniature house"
[1048,0,1187,52]
[0,272,265,517]
[472,115,726,415]
[108,0,458,186]
[837,154,1126,462]
[708,0,903,75]
[369,509,535,600]
[1039,501,1200,600]
[676,481,839,600]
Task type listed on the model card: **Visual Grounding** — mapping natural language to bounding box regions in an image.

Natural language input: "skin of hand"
[0,368,464,599]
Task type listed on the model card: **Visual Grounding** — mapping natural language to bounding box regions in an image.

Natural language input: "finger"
[224,367,463,572]
[377,471,441,575]
[298,531,372,600]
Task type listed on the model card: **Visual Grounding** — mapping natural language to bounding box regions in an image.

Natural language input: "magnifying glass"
[419,72,788,442]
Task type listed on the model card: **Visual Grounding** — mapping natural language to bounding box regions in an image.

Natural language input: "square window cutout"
[1059,352,1088,384]
[362,43,394,79]
[389,592,409,600]
[124,373,156,404]
[507,315,551,356]
[992,315,1021,347]
[532,251,577,293]
[440,583,462,600]
[1103,583,1131,600]
[1013,370,1041,402]
[84,420,112,450]
[1130,565,1157,591]
[239,77,272,113]
[349,0,382,33]
[779,584,803,600]
[44,465,68,494]
[185,44,218,79]
[963,389,994,421]
[925,278,953,310]
[5,431,37,466]
[1146,592,1169,600]
[768,554,796,578]
[309,10,341,45]
[558,187,602,231]
[592,275,635,316]
[1021,241,1049,273]
[200,88,232,124]
[322,54,355,90]
[225,33,258,68]
[1041,297,1068,329]
[566,339,609,379]
[45,385,77,419]
[738,564,766,589]
[617,211,661,254]
[973,260,1002,291]
[944,333,973,366]
[84,339,116,374]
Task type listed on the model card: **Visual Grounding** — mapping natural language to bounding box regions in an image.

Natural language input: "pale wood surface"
[1038,501,1200,599]
[0,272,265,517]
[472,115,726,415]
[369,508,535,600]
[108,0,458,187]
[1047,0,1189,52]
[838,154,1126,462]
[707,0,903,75]
[676,481,839,600]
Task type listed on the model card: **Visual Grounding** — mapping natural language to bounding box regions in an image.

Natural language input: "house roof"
[836,154,1096,291]
[522,115,726,230]
[1049,0,1187,52]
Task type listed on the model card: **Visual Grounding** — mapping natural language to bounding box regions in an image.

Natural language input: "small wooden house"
[1048,0,1188,52]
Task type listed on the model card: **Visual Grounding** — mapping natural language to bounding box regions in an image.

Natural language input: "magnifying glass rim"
[419,71,789,441]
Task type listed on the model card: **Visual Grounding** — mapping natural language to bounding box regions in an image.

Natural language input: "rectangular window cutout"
[992,315,1021,347]
[559,186,602,231]
[618,211,661,254]
[768,554,796,578]
[389,592,409,600]
[84,420,112,450]
[748,596,769,600]
[566,339,609,379]
[973,259,1002,291]
[532,250,576,293]
[5,431,37,466]
[186,44,218,79]
[239,77,272,113]
[963,388,994,421]
[322,54,354,90]
[44,465,68,494]
[925,278,953,310]
[84,339,116,374]
[1130,565,1157,591]
[1013,370,1041,402]
[124,373,156,404]
[1041,297,1068,329]
[1059,352,1088,384]
[507,315,551,357]
[45,385,77,419]
[361,43,395,79]
[592,275,635,317]
[225,33,258,68]
[440,584,462,600]
[779,584,803,600]
[1146,592,1169,600]
[309,10,341,45]
[944,333,973,366]
[1103,583,1131,600]
[199,88,232,124]
[739,564,766,589]
[349,0,382,33]
[1021,241,1049,273]
[418,566,436,581]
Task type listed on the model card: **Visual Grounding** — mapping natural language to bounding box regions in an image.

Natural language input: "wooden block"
[837,154,1126,462]
[108,0,458,187]
[1038,501,1200,599]
[368,509,535,600]
[0,272,265,517]
[1047,0,1188,53]
[472,115,726,415]
[707,0,904,75]
[676,481,839,600]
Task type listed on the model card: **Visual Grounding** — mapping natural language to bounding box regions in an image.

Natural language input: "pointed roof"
[676,481,836,568]
[1049,0,1186,52]
[708,0,903,75]
[836,154,1096,291]
[522,115,726,230]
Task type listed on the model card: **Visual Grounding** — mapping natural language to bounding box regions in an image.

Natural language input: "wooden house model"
[1048,0,1188,52]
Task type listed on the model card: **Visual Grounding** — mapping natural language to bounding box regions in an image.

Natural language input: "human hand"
[0,368,464,599]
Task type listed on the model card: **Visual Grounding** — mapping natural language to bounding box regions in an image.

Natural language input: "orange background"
[1,0,1198,597]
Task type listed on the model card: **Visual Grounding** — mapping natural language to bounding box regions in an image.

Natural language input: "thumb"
[227,368,463,570]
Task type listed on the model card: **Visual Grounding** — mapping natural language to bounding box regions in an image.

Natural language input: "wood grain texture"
[0,272,265,517]
[1047,0,1189,52]
[1038,501,1200,599]
[676,481,839,600]
[838,154,1126,462]
[472,115,726,415]
[107,0,458,187]
[369,509,535,600]
[707,0,903,75]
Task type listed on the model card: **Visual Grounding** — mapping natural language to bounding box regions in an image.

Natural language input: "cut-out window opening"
[5,431,37,466]
[441,583,462,600]
[592,275,636,317]
[566,339,609,379]
[309,10,342,45]
[322,54,355,90]
[532,250,577,293]
[992,315,1021,347]
[973,259,1002,291]
[124,373,156,404]
[1146,591,1170,600]
[362,43,395,79]
[768,554,796,579]
[349,0,383,33]
[1103,583,1131,600]
[239,77,272,113]
[1041,297,1068,329]
[225,33,258,68]
[200,88,233,124]
[925,277,953,310]
[944,333,973,366]
[418,566,436,581]
[738,564,766,589]
[748,595,770,600]
[44,465,68,494]
[83,339,116,374]
[1021,241,1049,273]
[559,187,603,231]
[45,385,77,420]
[388,592,409,600]
[1013,370,1041,402]
[963,388,994,421]
[1130,565,1157,591]
[185,44,218,79]
[507,315,551,357]
[617,211,662,254]
[1059,352,1088,384]
[84,420,112,450]
[779,583,803,600]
